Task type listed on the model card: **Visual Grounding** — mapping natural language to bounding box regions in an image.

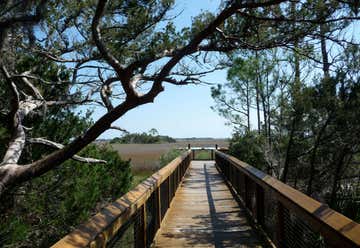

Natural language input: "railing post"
[167,177,171,207]
[276,201,285,248]
[256,185,265,226]
[245,175,250,209]
[156,187,161,230]
[215,144,218,150]
[135,204,147,248]
[188,143,191,149]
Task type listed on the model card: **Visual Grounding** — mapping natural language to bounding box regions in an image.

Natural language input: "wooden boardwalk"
[154,161,263,247]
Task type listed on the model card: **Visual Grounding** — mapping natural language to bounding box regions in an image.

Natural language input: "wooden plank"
[154,161,263,247]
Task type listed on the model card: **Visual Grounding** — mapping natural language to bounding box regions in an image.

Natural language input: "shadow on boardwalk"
[154,161,262,247]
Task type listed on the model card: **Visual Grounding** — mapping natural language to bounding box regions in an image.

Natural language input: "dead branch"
[28,138,107,164]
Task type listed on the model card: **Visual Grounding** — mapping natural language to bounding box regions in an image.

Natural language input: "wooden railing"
[190,146,228,161]
[52,150,191,248]
[215,150,360,248]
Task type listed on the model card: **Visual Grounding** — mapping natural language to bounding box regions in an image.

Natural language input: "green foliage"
[330,193,360,223]
[213,43,360,222]
[193,150,212,160]
[131,171,153,189]
[111,129,176,144]
[159,149,182,167]
[229,132,268,171]
[0,216,29,245]
[0,144,132,247]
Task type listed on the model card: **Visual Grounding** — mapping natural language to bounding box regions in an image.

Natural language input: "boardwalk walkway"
[154,161,263,247]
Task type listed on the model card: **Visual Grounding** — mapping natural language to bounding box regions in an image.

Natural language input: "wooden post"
[188,143,191,149]
[276,201,285,248]
[177,166,180,187]
[256,185,265,226]
[215,144,218,150]
[245,176,250,210]
[156,187,161,230]
[135,204,147,248]
[168,177,171,207]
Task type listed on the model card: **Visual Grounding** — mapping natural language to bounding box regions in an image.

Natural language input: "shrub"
[229,132,268,171]
[159,149,182,168]
[111,132,176,144]
[0,144,132,247]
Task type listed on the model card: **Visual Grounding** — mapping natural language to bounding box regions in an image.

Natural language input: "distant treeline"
[111,129,176,144]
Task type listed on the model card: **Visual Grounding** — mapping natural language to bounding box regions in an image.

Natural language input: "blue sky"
[98,0,233,139]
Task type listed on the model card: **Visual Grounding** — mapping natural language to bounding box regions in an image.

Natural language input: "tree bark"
[246,81,251,133]
[320,24,330,78]
[306,114,331,195]
[282,27,301,183]
[266,73,271,146]
[255,52,261,133]
[281,116,296,183]
[329,148,347,207]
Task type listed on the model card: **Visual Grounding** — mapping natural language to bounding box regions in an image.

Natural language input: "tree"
[148,128,159,136]
[211,55,256,133]
[211,0,360,220]
[1,0,359,197]
[0,0,235,195]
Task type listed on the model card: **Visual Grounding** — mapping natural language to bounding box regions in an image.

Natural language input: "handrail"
[190,147,228,160]
[215,150,360,248]
[52,150,191,248]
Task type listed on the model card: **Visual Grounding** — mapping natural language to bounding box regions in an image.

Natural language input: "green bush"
[229,132,268,171]
[159,149,182,168]
[111,132,176,144]
[0,144,132,247]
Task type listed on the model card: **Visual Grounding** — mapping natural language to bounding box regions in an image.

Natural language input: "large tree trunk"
[267,74,271,146]
[246,81,251,133]
[306,114,332,195]
[255,52,261,133]
[329,148,348,207]
[261,93,268,137]
[282,36,301,183]
[307,22,331,195]
[281,116,296,182]
[256,85,261,133]
[320,24,330,78]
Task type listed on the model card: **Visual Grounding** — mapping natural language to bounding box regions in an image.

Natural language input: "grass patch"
[194,150,213,160]
[131,170,153,189]
[159,149,182,167]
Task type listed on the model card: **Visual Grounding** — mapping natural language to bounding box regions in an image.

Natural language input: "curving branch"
[0,0,47,29]
[236,10,360,24]
[28,138,107,164]
[91,0,139,99]
[1,64,24,165]
[109,126,129,134]
[142,75,206,86]
[98,68,114,111]
[0,0,47,49]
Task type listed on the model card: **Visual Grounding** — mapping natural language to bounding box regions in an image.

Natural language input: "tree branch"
[109,126,129,134]
[28,138,107,164]
[92,0,139,99]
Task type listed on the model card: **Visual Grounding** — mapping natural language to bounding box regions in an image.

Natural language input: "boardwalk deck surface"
[153,161,263,247]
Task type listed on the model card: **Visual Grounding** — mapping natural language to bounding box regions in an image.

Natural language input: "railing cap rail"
[215,150,360,247]
[52,150,191,248]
